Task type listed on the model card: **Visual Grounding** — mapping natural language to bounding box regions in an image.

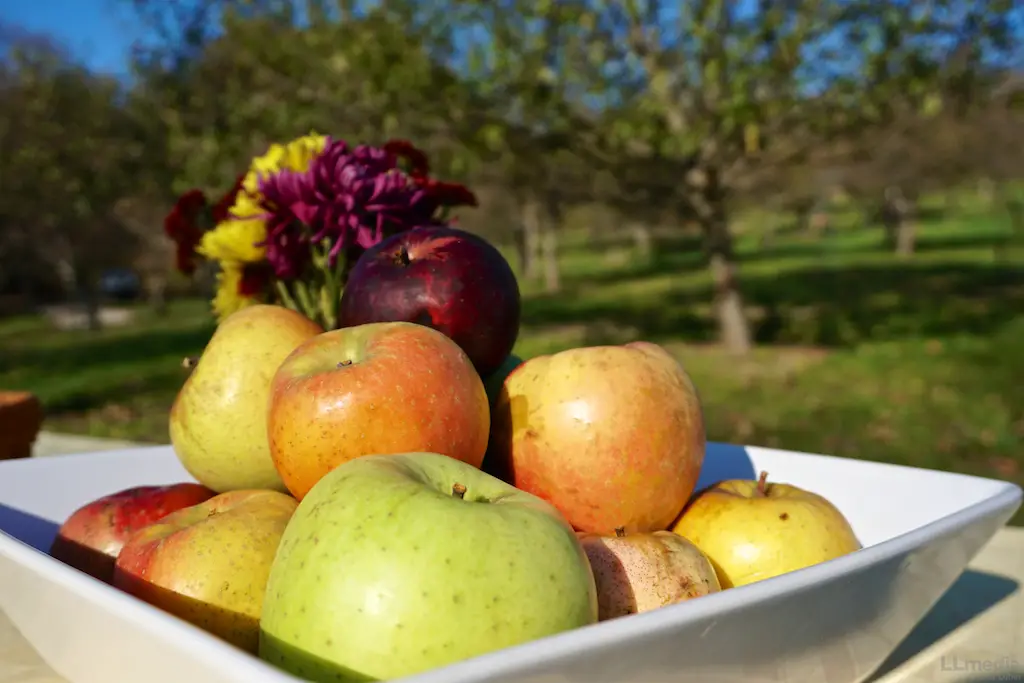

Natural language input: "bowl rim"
[1,443,1020,683]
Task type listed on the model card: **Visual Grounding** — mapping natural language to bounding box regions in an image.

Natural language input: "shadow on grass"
[571,216,1013,290]
[526,261,1024,348]
[0,319,215,416]
[38,366,192,415]
[0,324,215,376]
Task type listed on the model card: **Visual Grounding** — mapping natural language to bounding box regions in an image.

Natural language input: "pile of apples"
[47,226,862,683]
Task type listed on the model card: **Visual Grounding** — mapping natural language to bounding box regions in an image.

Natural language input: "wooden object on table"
[0,392,44,461]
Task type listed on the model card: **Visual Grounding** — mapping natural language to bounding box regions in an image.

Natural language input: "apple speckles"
[580,531,719,621]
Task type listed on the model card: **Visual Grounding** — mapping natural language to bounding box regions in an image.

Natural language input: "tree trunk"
[895,218,916,258]
[882,186,916,257]
[1007,199,1023,238]
[519,199,542,281]
[707,230,752,354]
[977,177,995,209]
[145,272,169,316]
[688,165,753,355]
[629,222,653,261]
[700,203,752,354]
[996,189,1023,261]
[83,284,102,331]
[541,198,562,294]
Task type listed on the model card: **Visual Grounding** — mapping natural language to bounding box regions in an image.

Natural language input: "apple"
[480,353,523,479]
[578,527,720,621]
[49,483,216,583]
[337,225,521,377]
[170,303,323,492]
[489,341,705,534]
[113,489,298,653]
[482,353,523,409]
[259,452,598,682]
[268,321,490,500]
[671,471,862,588]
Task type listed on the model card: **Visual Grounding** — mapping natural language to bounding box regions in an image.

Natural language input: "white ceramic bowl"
[0,444,1019,683]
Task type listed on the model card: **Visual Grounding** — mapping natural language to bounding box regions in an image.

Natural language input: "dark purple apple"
[338,225,521,377]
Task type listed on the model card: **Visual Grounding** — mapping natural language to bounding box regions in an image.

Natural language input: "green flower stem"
[317,240,348,330]
[274,281,301,313]
[293,280,319,324]
[318,284,336,330]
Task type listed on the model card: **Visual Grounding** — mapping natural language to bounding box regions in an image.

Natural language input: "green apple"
[480,352,523,481]
[482,353,523,408]
[259,452,598,682]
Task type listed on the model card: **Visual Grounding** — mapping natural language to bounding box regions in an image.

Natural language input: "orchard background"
[1,1,1021,522]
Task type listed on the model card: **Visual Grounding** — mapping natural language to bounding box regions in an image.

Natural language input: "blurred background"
[0,1,1021,514]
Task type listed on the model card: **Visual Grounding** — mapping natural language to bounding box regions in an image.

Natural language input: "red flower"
[417,178,478,208]
[211,175,245,224]
[164,190,208,275]
[383,139,431,179]
[381,140,477,208]
[238,263,272,297]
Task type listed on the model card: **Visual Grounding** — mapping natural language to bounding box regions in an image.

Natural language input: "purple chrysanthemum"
[254,138,459,279]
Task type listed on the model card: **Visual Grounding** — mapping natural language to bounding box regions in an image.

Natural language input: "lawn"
[2,206,1022,523]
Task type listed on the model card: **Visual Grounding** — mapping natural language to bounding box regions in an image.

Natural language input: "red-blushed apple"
[337,225,521,377]
[112,489,298,654]
[267,321,490,500]
[490,341,706,534]
[49,483,216,583]
[577,527,720,621]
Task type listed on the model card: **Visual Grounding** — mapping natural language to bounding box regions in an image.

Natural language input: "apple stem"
[398,246,412,266]
[452,483,467,499]
[181,356,197,371]
[756,471,770,496]
[614,527,627,537]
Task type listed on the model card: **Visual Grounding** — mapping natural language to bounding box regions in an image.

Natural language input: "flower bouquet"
[163,134,477,329]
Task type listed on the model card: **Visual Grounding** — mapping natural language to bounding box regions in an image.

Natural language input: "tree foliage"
[1,0,1021,345]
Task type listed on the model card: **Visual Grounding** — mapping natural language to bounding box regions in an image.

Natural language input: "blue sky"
[5,1,1022,83]
[1,0,146,75]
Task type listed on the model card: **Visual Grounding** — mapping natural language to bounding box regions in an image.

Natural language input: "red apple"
[49,483,216,583]
[490,342,706,534]
[268,321,490,500]
[337,225,521,377]
[113,489,297,653]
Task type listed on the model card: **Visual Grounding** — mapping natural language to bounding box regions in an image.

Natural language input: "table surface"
[3,527,1023,683]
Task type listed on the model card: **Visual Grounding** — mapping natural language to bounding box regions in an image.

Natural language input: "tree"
[0,29,153,326]
[428,1,1020,352]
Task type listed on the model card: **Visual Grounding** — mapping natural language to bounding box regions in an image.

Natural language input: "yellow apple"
[577,527,720,621]
[671,471,861,589]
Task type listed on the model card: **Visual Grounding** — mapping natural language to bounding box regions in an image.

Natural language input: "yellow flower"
[197,214,267,263]
[211,262,260,321]
[244,133,328,194]
[199,132,329,266]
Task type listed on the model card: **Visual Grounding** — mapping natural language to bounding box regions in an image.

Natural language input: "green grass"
[2,207,1022,523]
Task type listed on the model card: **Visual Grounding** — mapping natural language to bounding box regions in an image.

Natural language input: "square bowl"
[1,443,1020,683]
